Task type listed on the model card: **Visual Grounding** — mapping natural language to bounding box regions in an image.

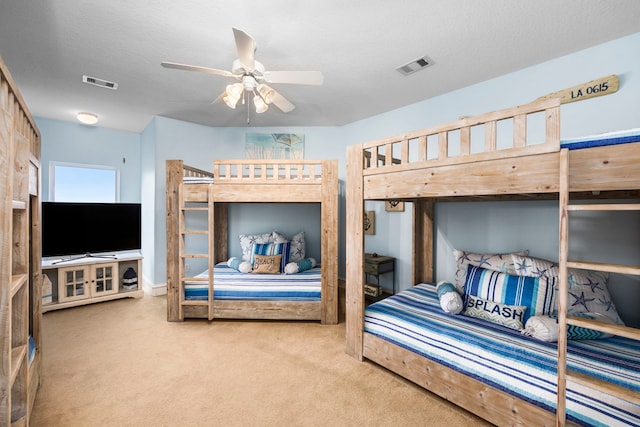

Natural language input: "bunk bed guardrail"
[361,97,561,174]
[213,159,325,183]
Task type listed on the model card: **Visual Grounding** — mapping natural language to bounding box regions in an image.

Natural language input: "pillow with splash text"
[464,264,556,324]
[463,295,527,330]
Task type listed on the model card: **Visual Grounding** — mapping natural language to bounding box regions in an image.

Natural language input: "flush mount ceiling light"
[77,112,99,125]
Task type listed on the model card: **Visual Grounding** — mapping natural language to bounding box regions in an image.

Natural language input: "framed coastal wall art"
[245,133,305,159]
[364,210,375,235]
[385,201,404,212]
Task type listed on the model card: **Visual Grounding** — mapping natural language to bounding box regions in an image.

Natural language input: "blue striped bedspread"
[561,128,640,150]
[364,283,640,427]
[184,263,322,301]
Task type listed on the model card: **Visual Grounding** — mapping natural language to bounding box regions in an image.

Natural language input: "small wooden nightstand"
[364,253,395,302]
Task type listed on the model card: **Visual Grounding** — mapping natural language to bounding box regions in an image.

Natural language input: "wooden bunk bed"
[345,98,640,426]
[166,159,339,324]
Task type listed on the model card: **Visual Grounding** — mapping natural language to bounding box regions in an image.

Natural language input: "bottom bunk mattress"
[184,263,322,301]
[364,283,640,427]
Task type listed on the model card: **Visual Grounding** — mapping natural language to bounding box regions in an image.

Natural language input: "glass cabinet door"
[58,267,89,303]
[92,263,118,297]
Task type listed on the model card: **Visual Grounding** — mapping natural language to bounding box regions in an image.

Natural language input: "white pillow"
[522,313,614,342]
[521,315,558,342]
[436,281,463,314]
[453,249,529,291]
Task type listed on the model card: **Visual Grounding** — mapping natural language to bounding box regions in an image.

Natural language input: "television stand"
[51,252,117,265]
[41,251,143,312]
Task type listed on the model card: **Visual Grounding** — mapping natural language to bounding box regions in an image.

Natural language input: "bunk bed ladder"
[557,148,640,426]
[178,182,212,321]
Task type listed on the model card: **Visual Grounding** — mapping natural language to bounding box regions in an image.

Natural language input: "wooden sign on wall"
[537,74,619,105]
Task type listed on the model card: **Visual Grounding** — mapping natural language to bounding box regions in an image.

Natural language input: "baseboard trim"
[144,282,167,296]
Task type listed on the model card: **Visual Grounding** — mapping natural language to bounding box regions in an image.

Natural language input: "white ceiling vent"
[395,56,434,76]
[82,75,118,90]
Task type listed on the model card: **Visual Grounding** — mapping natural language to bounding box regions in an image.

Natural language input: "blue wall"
[37,118,141,203]
[37,32,640,325]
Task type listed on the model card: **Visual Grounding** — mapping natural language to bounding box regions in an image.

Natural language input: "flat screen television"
[42,202,141,258]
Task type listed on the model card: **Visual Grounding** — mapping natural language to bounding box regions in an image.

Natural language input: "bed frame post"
[212,202,228,264]
[413,200,434,284]
[321,160,339,324]
[345,145,365,359]
[166,160,183,322]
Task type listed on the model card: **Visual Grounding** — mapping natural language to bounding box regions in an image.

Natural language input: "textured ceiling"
[1,1,639,133]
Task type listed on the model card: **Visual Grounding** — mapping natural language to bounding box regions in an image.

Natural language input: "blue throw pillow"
[464,264,557,323]
[251,241,291,273]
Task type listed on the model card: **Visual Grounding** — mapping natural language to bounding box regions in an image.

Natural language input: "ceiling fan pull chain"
[247,95,251,124]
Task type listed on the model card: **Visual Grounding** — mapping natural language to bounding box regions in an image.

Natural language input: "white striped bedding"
[364,283,640,427]
[184,263,321,301]
[561,128,640,150]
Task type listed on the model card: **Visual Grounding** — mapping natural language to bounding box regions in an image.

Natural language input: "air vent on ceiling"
[395,55,434,76]
[82,75,118,90]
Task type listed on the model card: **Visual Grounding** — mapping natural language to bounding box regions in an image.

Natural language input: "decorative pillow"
[464,264,556,323]
[251,241,291,272]
[436,281,463,314]
[252,254,282,274]
[511,254,623,325]
[239,232,274,261]
[566,313,615,340]
[522,313,614,342]
[284,258,317,274]
[453,249,529,291]
[273,231,306,262]
[227,257,252,274]
[463,294,527,330]
[521,315,558,342]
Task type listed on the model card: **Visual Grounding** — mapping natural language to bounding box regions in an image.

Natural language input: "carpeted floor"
[30,294,492,426]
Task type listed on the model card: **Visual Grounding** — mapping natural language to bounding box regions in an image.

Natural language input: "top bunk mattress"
[364,283,640,427]
[184,263,322,301]
[183,176,214,184]
[561,128,640,150]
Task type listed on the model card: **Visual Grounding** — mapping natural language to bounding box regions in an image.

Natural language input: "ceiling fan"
[161,27,323,115]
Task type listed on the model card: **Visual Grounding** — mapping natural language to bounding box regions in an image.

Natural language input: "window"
[50,163,119,202]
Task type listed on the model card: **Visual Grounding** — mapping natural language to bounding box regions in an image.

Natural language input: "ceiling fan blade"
[267,88,295,113]
[232,27,255,72]
[161,61,236,78]
[263,70,324,85]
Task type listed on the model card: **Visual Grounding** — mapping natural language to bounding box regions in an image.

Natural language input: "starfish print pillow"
[511,254,624,325]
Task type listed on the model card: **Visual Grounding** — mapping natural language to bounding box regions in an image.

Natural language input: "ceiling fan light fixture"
[223,94,239,109]
[223,83,243,108]
[77,112,99,125]
[253,94,269,113]
[257,84,275,104]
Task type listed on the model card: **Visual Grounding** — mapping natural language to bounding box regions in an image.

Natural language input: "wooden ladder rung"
[181,230,208,235]
[567,316,640,341]
[566,369,640,406]
[567,260,640,276]
[567,203,640,211]
[182,207,208,211]
[181,254,208,259]
[181,276,207,282]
